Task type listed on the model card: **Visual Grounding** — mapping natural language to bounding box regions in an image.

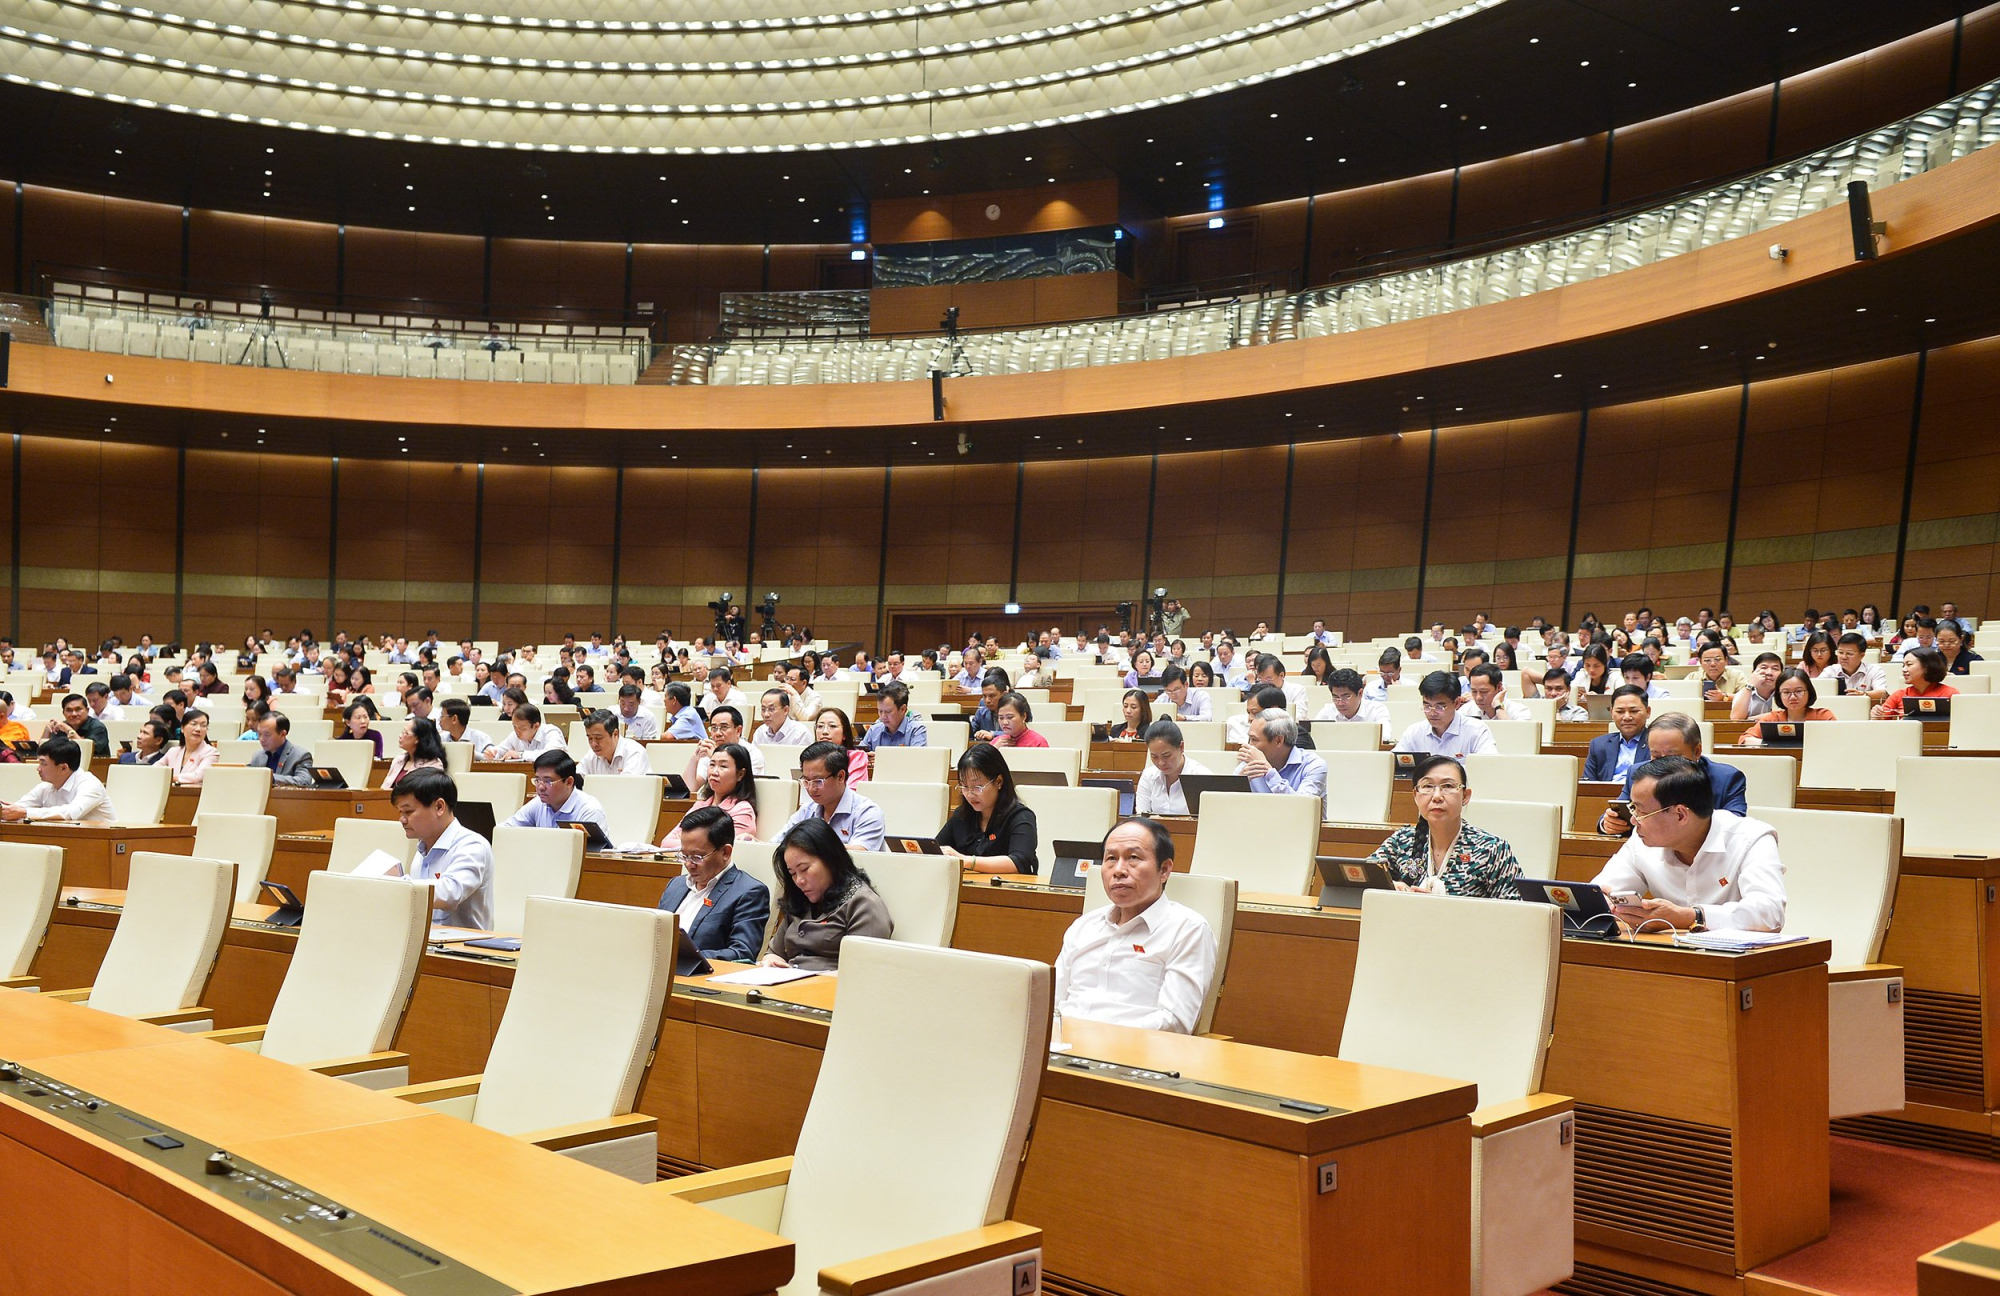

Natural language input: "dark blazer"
[1583,731,1646,782]
[249,740,316,787]
[658,865,772,963]
[1622,756,1747,817]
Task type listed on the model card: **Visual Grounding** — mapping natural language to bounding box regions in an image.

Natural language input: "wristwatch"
[1690,906,1708,932]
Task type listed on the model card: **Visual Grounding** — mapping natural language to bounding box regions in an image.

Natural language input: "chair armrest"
[519,1112,657,1153]
[0,975,37,991]
[1470,1093,1574,1137]
[818,1221,1043,1296]
[1830,962,1903,984]
[305,1050,410,1079]
[201,1024,268,1046]
[658,1156,795,1203]
[43,987,92,1002]
[136,1006,214,1028]
[381,1074,485,1103]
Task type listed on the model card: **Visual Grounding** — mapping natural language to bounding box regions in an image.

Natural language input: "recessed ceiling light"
[1855,307,1867,312]
[1698,344,1709,350]
[1925,317,1938,323]
[1396,80,1407,86]
[266,147,274,153]
[1529,37,1539,43]
[1553,373,1562,378]
[1269,113,1278,119]
[1579,60,1590,67]
[1305,135,1314,141]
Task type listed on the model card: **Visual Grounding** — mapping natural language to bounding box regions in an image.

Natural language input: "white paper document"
[350,849,406,878]
[705,967,818,986]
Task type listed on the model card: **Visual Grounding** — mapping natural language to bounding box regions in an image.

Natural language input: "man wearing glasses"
[656,806,770,963]
[1590,756,1786,933]
[1394,671,1497,758]
[1597,712,1745,837]
[1363,754,1522,899]
[785,741,886,853]
[503,750,609,834]
[1237,710,1327,816]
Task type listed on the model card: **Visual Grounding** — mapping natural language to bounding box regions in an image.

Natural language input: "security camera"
[1768,244,1789,261]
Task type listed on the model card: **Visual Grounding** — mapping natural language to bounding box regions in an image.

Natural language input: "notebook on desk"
[1178,773,1251,813]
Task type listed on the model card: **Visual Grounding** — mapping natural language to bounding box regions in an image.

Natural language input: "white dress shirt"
[1054,895,1217,1034]
[754,717,813,747]
[1313,698,1391,738]
[579,737,652,777]
[695,743,767,784]
[13,770,115,823]
[505,787,607,831]
[675,862,734,934]
[789,686,822,720]
[700,685,749,716]
[1134,756,1213,816]
[412,819,494,930]
[1395,711,1497,758]
[1826,661,1886,696]
[618,709,661,742]
[1471,698,1534,724]
[1163,689,1212,722]
[1590,810,1787,932]
[496,723,565,759]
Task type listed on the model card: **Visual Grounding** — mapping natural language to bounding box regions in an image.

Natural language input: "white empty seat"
[193,766,272,820]
[464,350,494,381]
[991,745,1081,786]
[863,780,949,837]
[521,350,551,382]
[193,813,280,903]
[1727,753,1798,809]
[1895,756,2000,854]
[589,774,663,847]
[1461,798,1563,879]
[1340,891,1573,1296]
[375,344,407,377]
[1464,754,1581,830]
[456,772,528,823]
[550,351,580,383]
[1481,720,1544,756]
[311,739,377,791]
[105,764,171,826]
[853,850,958,947]
[1948,695,2000,748]
[608,354,638,384]
[750,777,800,839]
[1321,750,1395,823]
[327,818,417,875]
[661,938,1049,1296]
[1083,869,1237,1033]
[89,318,126,353]
[1189,791,1321,896]
[580,353,609,384]
[868,746,950,784]
[1016,783,1117,849]
[1799,723,1924,790]
[490,825,586,934]
[50,853,234,1030]
[124,320,159,357]
[0,843,62,987]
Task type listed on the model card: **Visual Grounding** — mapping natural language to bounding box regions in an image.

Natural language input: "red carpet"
[1749,1136,2000,1296]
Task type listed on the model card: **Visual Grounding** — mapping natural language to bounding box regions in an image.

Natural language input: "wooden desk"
[1922,1218,2000,1293]
[952,880,1831,1287]
[164,784,400,834]
[35,896,1477,1296]
[0,990,793,1295]
[0,822,195,888]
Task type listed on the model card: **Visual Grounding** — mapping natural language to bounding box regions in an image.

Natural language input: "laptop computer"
[456,799,497,842]
[306,766,348,790]
[1047,839,1104,891]
[1178,773,1252,814]
[888,837,944,855]
[1904,695,1952,719]
[1757,720,1804,748]
[1081,778,1137,818]
[1516,878,1623,941]
[1314,856,1397,909]
[1011,769,1071,788]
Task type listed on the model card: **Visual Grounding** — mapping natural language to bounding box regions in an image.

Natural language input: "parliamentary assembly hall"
[5,0,2000,1293]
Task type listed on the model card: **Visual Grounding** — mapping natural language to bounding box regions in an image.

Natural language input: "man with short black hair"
[1730,652,1784,720]
[1394,671,1496,757]
[437,696,496,755]
[615,683,661,741]
[1619,653,1668,700]
[1584,686,1651,782]
[1364,648,1402,704]
[656,806,771,963]
[662,681,707,740]
[1599,711,1746,836]
[701,664,748,716]
[580,709,652,776]
[862,681,928,749]
[1158,664,1210,722]
[1465,663,1532,723]
[1313,667,1390,737]
[394,769,493,930]
[1591,756,1785,932]
[1828,633,1888,705]
[0,736,114,823]
[755,689,811,747]
[786,741,886,852]
[46,692,111,758]
[504,750,607,831]
[249,714,316,787]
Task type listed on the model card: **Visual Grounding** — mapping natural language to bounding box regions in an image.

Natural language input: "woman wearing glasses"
[1363,754,1523,899]
[760,817,894,971]
[935,742,1040,875]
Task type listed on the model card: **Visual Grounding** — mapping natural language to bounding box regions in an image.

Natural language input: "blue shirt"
[412,819,494,930]
[479,681,507,704]
[863,715,929,749]
[665,706,708,740]
[1247,745,1328,814]
[786,786,886,853]
[504,787,607,831]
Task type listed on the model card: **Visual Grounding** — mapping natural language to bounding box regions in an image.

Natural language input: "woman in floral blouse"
[1365,754,1523,899]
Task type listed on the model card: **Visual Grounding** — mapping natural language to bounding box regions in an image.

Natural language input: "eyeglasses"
[1629,804,1673,826]
[1420,699,1454,714]
[531,776,561,789]
[800,775,839,790]
[680,849,711,866]
[958,779,993,797]
[1414,781,1464,796]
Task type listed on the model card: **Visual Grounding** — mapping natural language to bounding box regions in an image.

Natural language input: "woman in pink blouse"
[660,743,759,850]
[991,692,1050,748]
[164,708,219,786]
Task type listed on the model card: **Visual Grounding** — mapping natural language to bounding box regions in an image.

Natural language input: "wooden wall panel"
[21,188,116,288]
[342,227,486,315]
[17,437,176,649]
[617,467,750,642]
[1014,454,1149,625]
[1772,22,1956,161]
[882,464,1016,650]
[1150,446,1287,632]
[750,467,883,649]
[1607,88,1770,206]
[873,180,1120,245]
[188,213,337,297]
[489,240,626,316]
[1423,414,1579,631]
[1455,138,1606,244]
[1308,171,1455,278]
[0,182,15,293]
[333,458,477,643]
[629,246,703,344]
[184,450,333,645]
[1908,335,2000,615]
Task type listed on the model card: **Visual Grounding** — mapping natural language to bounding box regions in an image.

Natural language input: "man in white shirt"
[1254,658,1307,718]
[0,736,115,824]
[1157,665,1210,722]
[701,666,750,717]
[1212,640,1247,688]
[1395,671,1497,758]
[1308,619,1338,647]
[1133,720,1213,816]
[1362,649,1403,704]
[493,702,566,762]
[394,768,494,931]
[437,697,496,756]
[1225,686,1291,747]
[1053,818,1217,1034]
[1314,668,1391,739]
[754,689,812,747]
[83,681,123,724]
[1465,664,1532,724]
[1591,757,1786,932]
[579,710,653,777]
[613,683,661,741]
[690,707,768,784]
[1829,633,1888,704]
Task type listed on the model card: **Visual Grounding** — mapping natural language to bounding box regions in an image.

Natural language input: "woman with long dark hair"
[935,743,1039,875]
[760,818,893,971]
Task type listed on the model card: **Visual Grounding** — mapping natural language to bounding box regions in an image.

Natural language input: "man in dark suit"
[249,713,317,787]
[657,806,771,963]
[1599,711,1747,836]
[1582,686,1651,782]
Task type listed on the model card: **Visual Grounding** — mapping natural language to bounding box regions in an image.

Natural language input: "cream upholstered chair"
[1190,791,1320,896]
[194,765,272,820]
[1464,753,1581,830]
[0,843,62,990]
[442,741,474,776]
[1948,695,2000,748]
[203,870,427,1089]
[311,739,376,789]
[491,825,586,934]
[1799,722,1923,790]
[287,718,337,745]
[994,745,1081,786]
[1036,720,1092,751]
[869,746,950,784]
[1727,753,1797,809]
[328,818,418,875]
[1321,751,1395,823]
[105,763,171,825]
[866,781,950,837]
[1016,784,1117,847]
[1758,807,1901,1118]
[1481,720,1543,756]
[1896,756,2000,854]
[194,813,280,903]
[455,771,527,823]
[853,850,959,947]
[661,938,1048,1296]
[751,777,801,839]
[645,742,703,777]
[759,744,807,776]
[1082,870,1237,1034]
[1461,799,1562,880]
[46,853,235,1031]
[1310,721,1389,752]
[591,773,663,846]
[1819,694,1873,721]
[0,765,41,802]
[386,897,677,1181]
[1339,890,1572,1296]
